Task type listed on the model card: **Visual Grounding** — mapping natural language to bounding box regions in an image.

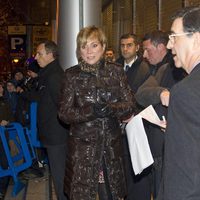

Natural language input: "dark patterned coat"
[58,59,136,200]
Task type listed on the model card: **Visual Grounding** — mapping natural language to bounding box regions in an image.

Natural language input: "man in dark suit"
[35,40,68,200]
[116,33,151,200]
[157,6,200,200]
[117,33,150,93]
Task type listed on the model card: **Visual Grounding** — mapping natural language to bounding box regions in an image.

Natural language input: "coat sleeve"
[135,63,169,107]
[109,67,136,120]
[58,69,95,124]
[48,72,63,108]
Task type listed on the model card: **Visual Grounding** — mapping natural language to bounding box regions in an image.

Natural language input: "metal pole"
[183,0,187,7]
[133,0,136,33]
[57,0,102,69]
[79,0,83,29]
[158,0,162,30]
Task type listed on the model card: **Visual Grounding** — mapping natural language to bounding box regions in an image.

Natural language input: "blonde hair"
[76,26,107,59]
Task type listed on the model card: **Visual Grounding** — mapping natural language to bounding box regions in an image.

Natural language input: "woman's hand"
[122,115,134,123]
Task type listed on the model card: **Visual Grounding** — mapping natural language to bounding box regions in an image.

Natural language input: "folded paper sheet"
[125,105,166,175]
[140,105,166,128]
[126,114,154,175]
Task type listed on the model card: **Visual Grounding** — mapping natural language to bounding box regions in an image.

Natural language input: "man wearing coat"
[157,6,200,200]
[135,30,185,199]
[116,33,150,94]
[35,40,68,200]
[116,33,151,200]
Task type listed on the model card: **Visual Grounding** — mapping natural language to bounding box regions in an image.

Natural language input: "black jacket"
[158,63,200,200]
[116,56,150,93]
[37,59,68,146]
[0,96,14,122]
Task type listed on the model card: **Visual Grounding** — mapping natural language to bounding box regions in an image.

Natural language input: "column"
[57,0,102,70]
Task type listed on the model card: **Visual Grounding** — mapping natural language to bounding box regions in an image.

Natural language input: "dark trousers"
[0,140,9,193]
[98,183,113,200]
[123,135,151,200]
[124,154,151,200]
[46,143,68,200]
[152,156,163,199]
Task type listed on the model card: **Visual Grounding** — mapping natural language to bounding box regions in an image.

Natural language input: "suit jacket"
[117,56,151,157]
[37,59,68,146]
[117,56,150,93]
[158,63,200,200]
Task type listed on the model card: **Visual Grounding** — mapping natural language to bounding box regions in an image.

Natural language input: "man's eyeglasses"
[168,32,193,43]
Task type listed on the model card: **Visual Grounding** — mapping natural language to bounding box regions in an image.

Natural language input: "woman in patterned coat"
[58,26,136,200]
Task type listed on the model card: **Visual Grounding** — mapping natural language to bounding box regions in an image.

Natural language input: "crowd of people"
[1,5,200,200]
[0,56,43,199]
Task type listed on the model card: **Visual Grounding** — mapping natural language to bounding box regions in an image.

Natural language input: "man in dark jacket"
[35,40,68,200]
[117,33,150,93]
[135,30,185,199]
[116,33,151,200]
[157,6,200,200]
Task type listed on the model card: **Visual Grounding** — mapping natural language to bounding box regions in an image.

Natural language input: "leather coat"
[58,59,136,200]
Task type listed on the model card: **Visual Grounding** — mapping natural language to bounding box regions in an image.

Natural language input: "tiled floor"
[25,177,50,200]
[4,166,57,200]
[4,167,154,200]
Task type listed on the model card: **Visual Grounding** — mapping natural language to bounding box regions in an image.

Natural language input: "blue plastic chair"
[0,102,46,196]
[27,102,49,165]
[0,123,36,196]
[26,102,42,148]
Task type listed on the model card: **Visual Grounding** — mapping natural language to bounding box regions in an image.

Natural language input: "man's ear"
[47,51,53,56]
[136,44,140,52]
[103,44,106,51]
[193,32,200,49]
[157,43,165,51]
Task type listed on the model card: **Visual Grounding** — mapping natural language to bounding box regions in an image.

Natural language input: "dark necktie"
[125,65,129,72]
[151,65,159,75]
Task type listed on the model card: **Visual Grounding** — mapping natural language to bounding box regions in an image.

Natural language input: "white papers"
[125,105,165,175]
[126,114,154,175]
[140,105,166,128]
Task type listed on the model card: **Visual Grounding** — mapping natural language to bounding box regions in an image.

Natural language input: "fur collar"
[79,58,104,73]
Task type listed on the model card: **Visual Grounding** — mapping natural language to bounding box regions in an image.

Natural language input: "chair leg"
[12,180,25,197]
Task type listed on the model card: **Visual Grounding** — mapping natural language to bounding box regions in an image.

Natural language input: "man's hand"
[0,120,9,126]
[160,89,170,107]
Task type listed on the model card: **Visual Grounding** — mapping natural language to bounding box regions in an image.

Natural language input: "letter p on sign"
[11,37,24,49]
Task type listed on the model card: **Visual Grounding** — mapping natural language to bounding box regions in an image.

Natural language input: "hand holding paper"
[125,105,166,175]
[139,105,166,129]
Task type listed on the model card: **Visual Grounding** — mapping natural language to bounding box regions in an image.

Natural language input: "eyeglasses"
[168,32,193,43]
